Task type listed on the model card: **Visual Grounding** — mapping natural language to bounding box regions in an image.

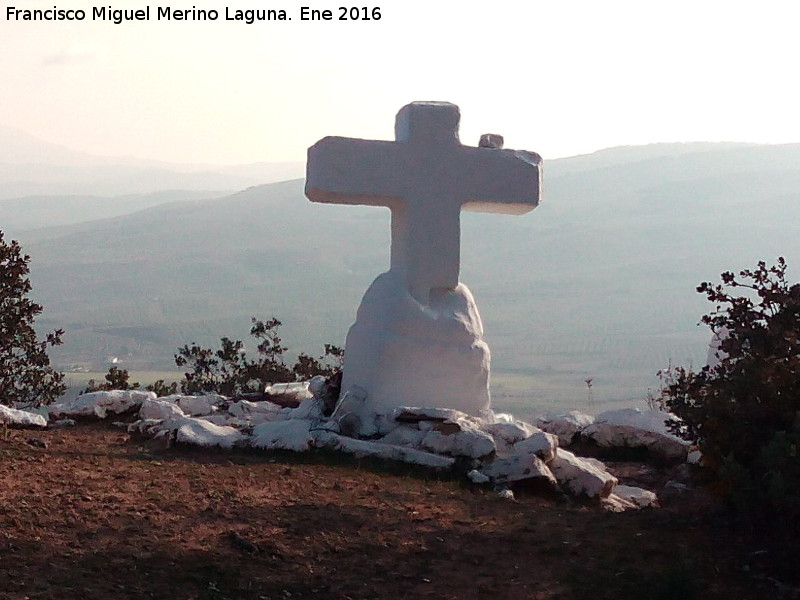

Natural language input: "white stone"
[420,422,496,458]
[284,398,324,421]
[306,101,541,433]
[175,394,219,416]
[483,420,538,453]
[512,430,559,462]
[479,453,557,486]
[497,488,516,501]
[176,418,244,449]
[127,418,170,436]
[265,381,312,401]
[49,389,155,419]
[581,456,608,471]
[612,485,659,508]
[549,448,617,499]
[308,375,327,397]
[379,425,426,447]
[601,494,636,512]
[139,398,186,421]
[251,419,314,452]
[535,411,595,446]
[199,414,232,426]
[228,399,283,420]
[0,404,47,428]
[315,431,456,469]
[582,408,689,460]
[491,412,516,424]
[467,469,491,484]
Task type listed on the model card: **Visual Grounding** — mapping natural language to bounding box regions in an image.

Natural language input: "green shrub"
[83,366,139,393]
[175,317,342,396]
[146,378,179,397]
[663,258,800,519]
[0,231,65,407]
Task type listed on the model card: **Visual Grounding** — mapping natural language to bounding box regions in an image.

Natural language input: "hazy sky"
[3,0,800,165]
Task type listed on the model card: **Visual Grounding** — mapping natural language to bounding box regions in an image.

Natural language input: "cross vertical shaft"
[306,101,541,302]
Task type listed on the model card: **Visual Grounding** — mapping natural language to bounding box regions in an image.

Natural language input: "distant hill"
[0,125,304,199]
[0,190,230,234]
[14,141,800,415]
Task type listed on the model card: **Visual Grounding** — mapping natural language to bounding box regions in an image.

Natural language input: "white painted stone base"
[337,270,491,435]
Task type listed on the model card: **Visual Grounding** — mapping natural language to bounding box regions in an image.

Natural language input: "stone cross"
[306,101,541,303]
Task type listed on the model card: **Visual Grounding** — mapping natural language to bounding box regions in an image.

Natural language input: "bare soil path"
[0,422,788,600]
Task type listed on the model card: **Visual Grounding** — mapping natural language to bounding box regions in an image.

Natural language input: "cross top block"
[306,101,541,302]
[394,101,461,146]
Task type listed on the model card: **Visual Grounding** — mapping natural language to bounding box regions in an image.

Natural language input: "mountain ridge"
[8,141,800,415]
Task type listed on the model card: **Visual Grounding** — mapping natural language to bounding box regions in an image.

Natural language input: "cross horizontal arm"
[305,136,405,208]
[460,148,542,215]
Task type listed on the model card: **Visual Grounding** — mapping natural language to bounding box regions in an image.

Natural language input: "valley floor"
[0,422,792,600]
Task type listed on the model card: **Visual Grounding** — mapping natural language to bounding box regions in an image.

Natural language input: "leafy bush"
[83,366,140,393]
[175,317,342,396]
[0,231,65,407]
[663,258,800,518]
[146,378,179,397]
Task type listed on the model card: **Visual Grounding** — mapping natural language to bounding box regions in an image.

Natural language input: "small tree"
[663,258,800,517]
[84,366,179,396]
[146,379,179,397]
[243,317,294,385]
[175,338,248,396]
[83,366,140,393]
[292,344,345,380]
[0,231,65,407]
[175,317,342,396]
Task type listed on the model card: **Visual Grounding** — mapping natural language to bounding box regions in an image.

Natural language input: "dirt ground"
[0,421,794,600]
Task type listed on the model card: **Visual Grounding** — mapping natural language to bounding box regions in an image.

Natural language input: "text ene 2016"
[301,6,381,20]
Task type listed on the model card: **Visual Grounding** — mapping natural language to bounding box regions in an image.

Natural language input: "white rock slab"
[316,431,456,469]
[512,430,559,463]
[0,404,47,428]
[480,453,557,486]
[467,469,491,484]
[251,420,314,452]
[265,381,312,401]
[379,424,426,447]
[549,448,617,499]
[284,398,324,422]
[420,422,496,458]
[535,411,595,446]
[483,420,539,453]
[49,390,155,419]
[228,399,283,420]
[172,394,220,416]
[582,408,689,460]
[176,418,245,449]
[140,398,186,421]
[612,485,659,508]
[687,449,703,465]
[127,418,172,436]
[199,414,233,426]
